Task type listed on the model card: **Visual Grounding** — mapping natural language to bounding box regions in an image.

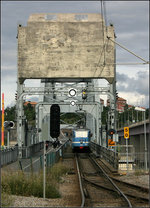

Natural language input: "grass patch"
[48,162,70,182]
[1,192,14,207]
[134,169,145,176]
[1,163,69,200]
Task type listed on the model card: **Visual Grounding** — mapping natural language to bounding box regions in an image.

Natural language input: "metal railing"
[90,142,149,172]
[22,142,44,158]
[1,147,18,166]
[90,142,119,170]
[118,152,149,172]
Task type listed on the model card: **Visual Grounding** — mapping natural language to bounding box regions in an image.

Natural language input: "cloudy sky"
[1,1,149,108]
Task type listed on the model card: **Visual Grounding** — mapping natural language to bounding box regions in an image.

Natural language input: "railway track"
[75,153,132,207]
[96,158,149,207]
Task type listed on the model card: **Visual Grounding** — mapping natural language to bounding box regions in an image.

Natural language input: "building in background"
[107,97,127,113]
[116,97,127,113]
[24,101,37,107]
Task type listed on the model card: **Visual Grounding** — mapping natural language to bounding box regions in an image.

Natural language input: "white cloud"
[116,70,149,107]
[118,92,149,108]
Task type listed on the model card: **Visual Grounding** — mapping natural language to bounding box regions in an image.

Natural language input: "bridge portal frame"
[16,79,116,158]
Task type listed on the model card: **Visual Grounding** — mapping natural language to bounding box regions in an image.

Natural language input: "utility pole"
[43,140,46,199]
[143,111,147,171]
[135,107,147,171]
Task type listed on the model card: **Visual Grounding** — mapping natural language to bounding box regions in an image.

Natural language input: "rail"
[75,155,85,207]
[89,155,132,207]
[90,141,119,170]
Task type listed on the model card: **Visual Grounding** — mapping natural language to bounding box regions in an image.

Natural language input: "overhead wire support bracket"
[107,36,149,64]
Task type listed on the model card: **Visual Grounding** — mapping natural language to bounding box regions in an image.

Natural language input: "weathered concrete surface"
[18,13,115,83]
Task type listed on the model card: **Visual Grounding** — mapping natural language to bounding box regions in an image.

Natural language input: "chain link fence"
[22,140,69,172]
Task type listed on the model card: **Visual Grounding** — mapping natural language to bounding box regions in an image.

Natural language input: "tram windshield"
[75,131,88,138]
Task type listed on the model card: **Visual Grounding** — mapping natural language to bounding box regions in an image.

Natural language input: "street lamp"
[135,107,147,171]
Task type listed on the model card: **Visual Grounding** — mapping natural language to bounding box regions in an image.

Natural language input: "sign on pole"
[124,127,129,139]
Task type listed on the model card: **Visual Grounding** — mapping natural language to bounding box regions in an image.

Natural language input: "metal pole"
[128,111,129,126]
[1,93,4,146]
[144,111,147,171]
[43,140,46,198]
[7,130,10,148]
[126,138,128,174]
[137,111,138,122]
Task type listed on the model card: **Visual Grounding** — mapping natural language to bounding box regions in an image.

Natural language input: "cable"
[106,62,149,65]
[101,0,105,65]
[107,36,149,64]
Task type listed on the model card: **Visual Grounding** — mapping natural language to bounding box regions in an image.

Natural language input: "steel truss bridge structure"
[16,12,117,158]
[16,78,116,158]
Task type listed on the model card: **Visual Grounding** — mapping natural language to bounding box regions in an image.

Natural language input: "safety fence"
[118,152,149,172]
[1,146,18,166]
[90,142,119,170]
[1,142,44,167]
[22,142,44,158]
[90,142,149,172]
[22,140,69,172]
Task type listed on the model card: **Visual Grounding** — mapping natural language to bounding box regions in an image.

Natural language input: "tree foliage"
[101,106,109,125]
[23,103,35,121]
[4,106,16,121]
[60,113,85,126]
[3,103,149,130]
[4,103,35,122]
[117,105,149,128]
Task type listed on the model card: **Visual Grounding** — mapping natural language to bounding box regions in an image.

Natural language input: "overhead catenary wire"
[102,62,148,65]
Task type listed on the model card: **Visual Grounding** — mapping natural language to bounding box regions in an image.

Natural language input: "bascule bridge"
[16,13,116,157]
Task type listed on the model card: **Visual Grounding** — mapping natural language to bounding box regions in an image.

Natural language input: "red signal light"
[80,147,84,149]
[108,129,116,136]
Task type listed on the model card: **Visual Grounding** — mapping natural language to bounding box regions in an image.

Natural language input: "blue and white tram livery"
[72,129,91,151]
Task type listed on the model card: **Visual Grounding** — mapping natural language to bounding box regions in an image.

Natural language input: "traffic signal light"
[15,92,17,100]
[82,89,87,99]
[107,128,116,136]
[50,104,60,138]
[4,121,15,129]
[124,127,129,139]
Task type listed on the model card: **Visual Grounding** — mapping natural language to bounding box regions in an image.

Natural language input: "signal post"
[124,127,129,173]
